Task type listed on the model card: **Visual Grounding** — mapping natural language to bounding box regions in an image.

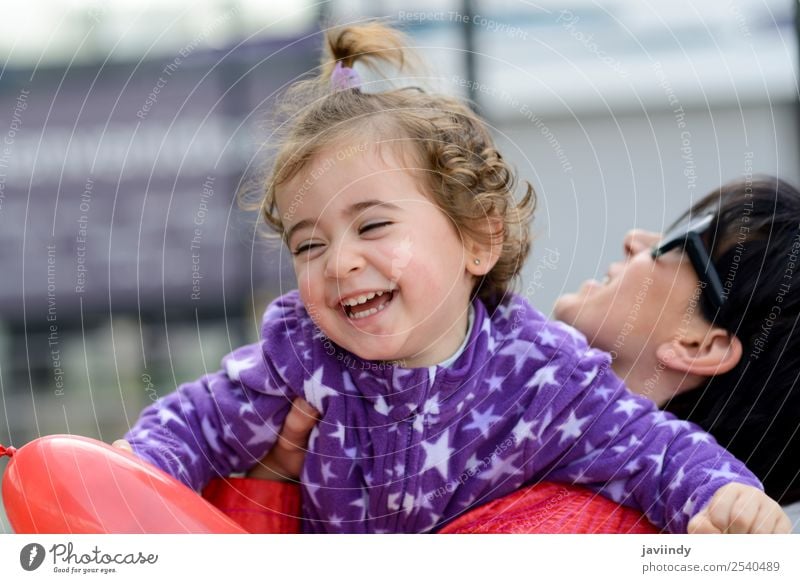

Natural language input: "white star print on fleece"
[125,290,762,533]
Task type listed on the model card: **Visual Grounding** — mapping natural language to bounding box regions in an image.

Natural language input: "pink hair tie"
[331,61,361,91]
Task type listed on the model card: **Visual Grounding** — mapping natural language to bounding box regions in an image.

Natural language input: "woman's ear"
[465,216,504,277]
[656,327,743,377]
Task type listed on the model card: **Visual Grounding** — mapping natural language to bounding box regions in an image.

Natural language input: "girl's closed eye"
[293,222,392,255]
[359,221,392,235]
[293,241,324,255]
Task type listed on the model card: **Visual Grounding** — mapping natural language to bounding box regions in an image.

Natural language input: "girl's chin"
[333,334,398,361]
[350,349,405,366]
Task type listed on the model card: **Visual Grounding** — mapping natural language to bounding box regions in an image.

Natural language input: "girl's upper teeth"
[343,290,385,307]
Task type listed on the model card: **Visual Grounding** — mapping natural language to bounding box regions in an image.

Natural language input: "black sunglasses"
[650,213,726,313]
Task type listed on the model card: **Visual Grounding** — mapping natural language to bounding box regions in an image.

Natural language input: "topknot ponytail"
[321,22,410,85]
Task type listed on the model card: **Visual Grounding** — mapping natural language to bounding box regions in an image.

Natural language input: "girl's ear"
[465,216,504,277]
[656,327,743,377]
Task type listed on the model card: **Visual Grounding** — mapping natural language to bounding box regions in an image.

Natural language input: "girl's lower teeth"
[348,301,389,320]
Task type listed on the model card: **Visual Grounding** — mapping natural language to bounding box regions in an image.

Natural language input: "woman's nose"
[623,229,662,257]
[324,242,365,279]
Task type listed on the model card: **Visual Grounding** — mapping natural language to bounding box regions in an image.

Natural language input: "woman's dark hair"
[664,176,800,504]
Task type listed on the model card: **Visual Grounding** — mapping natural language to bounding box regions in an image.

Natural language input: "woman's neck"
[611,357,680,407]
[611,355,706,407]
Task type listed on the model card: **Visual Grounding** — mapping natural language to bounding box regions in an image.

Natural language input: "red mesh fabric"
[438,482,660,534]
[202,477,302,534]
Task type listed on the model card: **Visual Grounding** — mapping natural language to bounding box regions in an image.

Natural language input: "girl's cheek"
[366,242,406,281]
[295,269,316,302]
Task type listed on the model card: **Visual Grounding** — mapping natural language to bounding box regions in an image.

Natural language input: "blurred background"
[0,0,797,530]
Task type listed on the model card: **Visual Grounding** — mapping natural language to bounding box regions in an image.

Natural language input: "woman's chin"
[552,294,578,323]
[554,281,604,322]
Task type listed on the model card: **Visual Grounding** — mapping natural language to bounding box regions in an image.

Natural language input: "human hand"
[687,483,792,534]
[246,398,320,482]
[112,439,133,453]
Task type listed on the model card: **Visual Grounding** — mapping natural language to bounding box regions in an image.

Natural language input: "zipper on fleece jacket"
[397,367,439,532]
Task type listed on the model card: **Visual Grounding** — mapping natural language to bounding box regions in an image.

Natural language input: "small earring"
[473,258,481,265]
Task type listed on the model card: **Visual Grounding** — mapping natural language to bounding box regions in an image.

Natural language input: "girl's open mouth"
[343,289,396,320]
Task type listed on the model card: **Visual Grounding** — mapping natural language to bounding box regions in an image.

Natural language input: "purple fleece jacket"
[125,290,761,533]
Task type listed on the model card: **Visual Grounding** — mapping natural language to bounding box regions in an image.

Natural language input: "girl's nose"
[623,229,662,257]
[324,243,365,279]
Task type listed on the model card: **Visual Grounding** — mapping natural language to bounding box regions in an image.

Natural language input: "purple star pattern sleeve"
[524,340,762,533]
[124,300,302,491]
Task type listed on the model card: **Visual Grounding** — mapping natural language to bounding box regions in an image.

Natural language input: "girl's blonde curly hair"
[254,22,536,309]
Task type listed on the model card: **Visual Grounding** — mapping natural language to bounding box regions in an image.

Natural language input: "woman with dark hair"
[666,178,800,507]
[555,175,800,515]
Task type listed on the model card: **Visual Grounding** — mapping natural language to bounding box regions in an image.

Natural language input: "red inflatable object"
[1,435,246,534]
[439,482,660,534]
